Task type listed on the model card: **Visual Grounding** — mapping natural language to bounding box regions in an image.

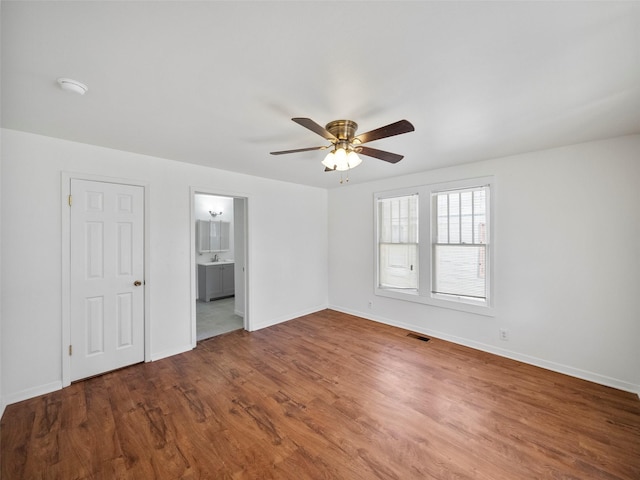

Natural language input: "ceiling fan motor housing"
[326,120,358,142]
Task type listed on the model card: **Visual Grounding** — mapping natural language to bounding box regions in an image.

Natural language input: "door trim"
[190,186,251,347]
[61,172,151,387]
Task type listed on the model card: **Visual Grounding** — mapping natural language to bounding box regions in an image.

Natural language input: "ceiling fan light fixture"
[333,147,348,170]
[346,150,362,169]
[321,148,362,171]
[321,151,336,170]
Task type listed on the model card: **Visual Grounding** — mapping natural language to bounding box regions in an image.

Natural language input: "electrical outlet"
[499,328,509,341]
[367,301,373,309]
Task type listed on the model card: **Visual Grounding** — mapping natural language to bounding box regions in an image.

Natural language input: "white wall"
[1,129,328,406]
[0,122,3,418]
[3,128,637,407]
[328,135,640,394]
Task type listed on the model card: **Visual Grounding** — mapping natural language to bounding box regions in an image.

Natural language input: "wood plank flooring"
[2,310,639,479]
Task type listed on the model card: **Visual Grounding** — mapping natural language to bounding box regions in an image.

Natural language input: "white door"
[70,179,145,381]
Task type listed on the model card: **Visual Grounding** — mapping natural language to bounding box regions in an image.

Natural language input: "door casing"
[190,186,250,346]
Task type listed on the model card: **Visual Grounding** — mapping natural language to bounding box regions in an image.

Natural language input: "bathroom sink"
[200,260,234,266]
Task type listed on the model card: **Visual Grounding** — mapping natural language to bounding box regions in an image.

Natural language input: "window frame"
[374,177,494,317]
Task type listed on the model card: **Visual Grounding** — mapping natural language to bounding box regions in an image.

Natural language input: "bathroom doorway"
[192,191,248,342]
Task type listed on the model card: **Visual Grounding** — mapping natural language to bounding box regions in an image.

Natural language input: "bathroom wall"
[194,194,235,264]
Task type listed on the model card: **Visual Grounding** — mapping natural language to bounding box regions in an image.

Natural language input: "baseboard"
[2,381,63,411]
[330,305,640,396]
[250,304,327,332]
[1,345,193,412]
[149,344,193,362]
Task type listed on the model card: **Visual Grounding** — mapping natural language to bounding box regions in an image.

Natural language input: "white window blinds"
[432,187,488,299]
[377,194,418,290]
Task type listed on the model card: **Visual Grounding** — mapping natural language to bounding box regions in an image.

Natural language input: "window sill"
[375,287,494,317]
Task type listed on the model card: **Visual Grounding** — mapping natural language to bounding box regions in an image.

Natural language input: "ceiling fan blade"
[357,146,404,163]
[292,118,338,142]
[324,166,335,172]
[354,119,414,144]
[270,146,328,155]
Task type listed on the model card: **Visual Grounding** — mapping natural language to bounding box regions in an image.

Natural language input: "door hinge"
[69,345,73,356]
[68,194,72,206]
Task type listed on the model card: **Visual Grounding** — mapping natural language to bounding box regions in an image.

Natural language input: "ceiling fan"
[270,118,415,174]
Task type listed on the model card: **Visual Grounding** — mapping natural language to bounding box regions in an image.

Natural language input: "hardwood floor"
[2,310,639,479]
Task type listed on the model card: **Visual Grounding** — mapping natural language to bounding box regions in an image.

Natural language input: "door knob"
[133,280,142,286]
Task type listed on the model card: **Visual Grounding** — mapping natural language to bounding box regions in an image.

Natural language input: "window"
[377,194,418,290]
[432,186,488,301]
[375,178,493,315]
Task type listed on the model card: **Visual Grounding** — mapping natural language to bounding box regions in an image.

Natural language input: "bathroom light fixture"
[209,210,222,217]
[57,77,88,95]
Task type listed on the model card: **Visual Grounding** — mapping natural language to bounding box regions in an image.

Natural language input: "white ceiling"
[3,1,640,189]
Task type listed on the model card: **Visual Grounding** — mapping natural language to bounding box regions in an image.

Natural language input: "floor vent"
[407,333,431,342]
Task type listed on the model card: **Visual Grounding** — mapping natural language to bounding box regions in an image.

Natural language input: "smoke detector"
[57,78,88,95]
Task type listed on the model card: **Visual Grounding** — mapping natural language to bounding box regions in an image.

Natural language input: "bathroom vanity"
[198,262,235,302]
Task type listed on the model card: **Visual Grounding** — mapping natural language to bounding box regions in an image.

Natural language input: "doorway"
[192,192,248,342]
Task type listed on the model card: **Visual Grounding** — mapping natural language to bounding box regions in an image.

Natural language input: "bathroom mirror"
[198,220,230,253]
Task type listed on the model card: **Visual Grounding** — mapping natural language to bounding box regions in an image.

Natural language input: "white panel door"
[70,179,144,381]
